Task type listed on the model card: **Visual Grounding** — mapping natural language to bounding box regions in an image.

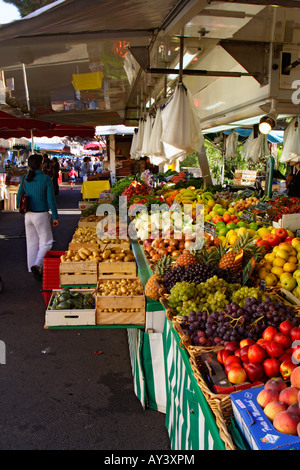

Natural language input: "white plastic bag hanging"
[130,129,139,160]
[148,107,168,166]
[280,117,300,163]
[225,130,238,160]
[161,83,204,163]
[134,118,145,159]
[141,113,154,156]
[241,131,268,162]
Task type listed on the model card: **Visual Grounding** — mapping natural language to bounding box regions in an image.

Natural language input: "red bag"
[19,176,28,215]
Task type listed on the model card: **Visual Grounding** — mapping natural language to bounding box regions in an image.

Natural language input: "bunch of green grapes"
[231,286,266,307]
[168,282,198,316]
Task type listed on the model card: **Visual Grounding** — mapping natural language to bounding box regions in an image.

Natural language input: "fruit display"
[229,196,260,212]
[267,196,300,222]
[256,369,300,436]
[60,247,135,263]
[122,181,150,202]
[71,227,100,245]
[97,278,144,297]
[179,294,299,348]
[48,288,95,310]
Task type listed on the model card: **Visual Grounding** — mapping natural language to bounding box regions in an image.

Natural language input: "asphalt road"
[0,184,170,451]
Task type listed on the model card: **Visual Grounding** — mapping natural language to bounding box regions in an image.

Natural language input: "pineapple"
[145,255,173,300]
[173,251,198,267]
[218,232,261,273]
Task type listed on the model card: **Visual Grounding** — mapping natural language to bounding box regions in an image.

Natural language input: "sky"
[0,0,21,23]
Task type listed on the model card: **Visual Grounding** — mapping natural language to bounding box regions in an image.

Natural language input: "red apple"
[290,366,300,388]
[243,361,264,382]
[234,348,241,358]
[257,388,280,408]
[274,332,292,349]
[248,344,267,363]
[265,377,287,393]
[217,349,232,364]
[279,320,295,336]
[227,366,247,385]
[273,410,300,435]
[264,401,287,422]
[291,327,300,342]
[256,238,270,248]
[262,326,278,342]
[285,236,295,244]
[224,355,242,371]
[239,345,251,362]
[224,341,240,353]
[265,341,285,359]
[263,233,281,246]
[263,357,280,378]
[280,359,298,380]
[275,228,288,239]
[239,338,255,348]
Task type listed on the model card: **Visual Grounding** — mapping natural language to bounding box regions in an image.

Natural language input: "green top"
[17,170,58,220]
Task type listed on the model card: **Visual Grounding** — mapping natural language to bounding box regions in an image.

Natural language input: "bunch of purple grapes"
[163,262,240,293]
[180,296,299,348]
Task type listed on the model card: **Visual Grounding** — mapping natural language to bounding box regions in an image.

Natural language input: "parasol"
[83,141,106,150]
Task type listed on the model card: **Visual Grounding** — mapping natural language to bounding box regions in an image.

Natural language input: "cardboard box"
[231,386,300,450]
[272,213,300,232]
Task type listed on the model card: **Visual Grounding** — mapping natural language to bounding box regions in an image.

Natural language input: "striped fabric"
[17,170,58,219]
[163,319,226,450]
[127,328,146,409]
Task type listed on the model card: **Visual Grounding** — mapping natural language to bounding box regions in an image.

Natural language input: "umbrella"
[83,141,106,150]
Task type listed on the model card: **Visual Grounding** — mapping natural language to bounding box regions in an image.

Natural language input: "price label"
[240,210,254,222]
[296,229,300,238]
[260,280,267,292]
[256,201,270,211]
[204,221,216,237]
[243,188,253,198]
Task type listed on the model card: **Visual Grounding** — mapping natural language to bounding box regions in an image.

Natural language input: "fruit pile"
[97,278,144,296]
[180,295,298,348]
[229,196,260,212]
[216,318,300,387]
[60,247,135,263]
[71,227,100,244]
[257,236,300,293]
[269,196,300,222]
[49,288,95,310]
[257,371,300,436]
[122,181,150,201]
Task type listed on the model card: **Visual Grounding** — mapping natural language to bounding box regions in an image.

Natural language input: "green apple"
[292,286,300,298]
[293,269,300,279]
[294,243,300,253]
[281,275,297,291]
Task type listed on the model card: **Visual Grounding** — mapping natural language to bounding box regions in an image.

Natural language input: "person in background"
[17,153,59,281]
[80,156,91,181]
[74,157,81,177]
[286,160,300,197]
[68,167,77,189]
[42,153,53,178]
[51,157,60,195]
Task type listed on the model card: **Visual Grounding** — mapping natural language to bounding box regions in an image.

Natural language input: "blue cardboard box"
[231,385,300,450]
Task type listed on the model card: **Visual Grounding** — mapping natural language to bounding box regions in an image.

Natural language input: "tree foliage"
[4,0,54,17]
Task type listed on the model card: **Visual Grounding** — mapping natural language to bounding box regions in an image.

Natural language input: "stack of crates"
[42,251,64,305]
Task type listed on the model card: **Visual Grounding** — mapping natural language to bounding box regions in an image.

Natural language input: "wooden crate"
[98,261,136,279]
[59,260,98,286]
[96,281,145,325]
[234,170,257,186]
[98,240,131,251]
[68,242,100,251]
[45,289,96,327]
[78,216,104,228]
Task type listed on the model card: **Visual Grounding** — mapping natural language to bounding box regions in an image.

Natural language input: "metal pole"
[22,63,34,155]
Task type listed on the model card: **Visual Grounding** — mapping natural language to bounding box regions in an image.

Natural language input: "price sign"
[260,280,267,292]
[243,188,253,198]
[256,216,272,227]
[256,201,270,211]
[240,210,254,222]
[204,221,216,237]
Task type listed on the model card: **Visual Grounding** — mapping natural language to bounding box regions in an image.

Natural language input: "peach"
[264,377,287,393]
[264,401,287,422]
[288,402,300,419]
[298,422,300,437]
[257,388,280,408]
[273,410,300,435]
[227,366,247,385]
[279,387,299,406]
[290,366,300,389]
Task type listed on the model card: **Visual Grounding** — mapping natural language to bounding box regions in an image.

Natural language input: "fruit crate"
[98,261,137,279]
[233,170,257,186]
[98,239,131,251]
[68,242,100,251]
[59,260,98,287]
[96,278,145,325]
[45,289,96,327]
[78,216,105,228]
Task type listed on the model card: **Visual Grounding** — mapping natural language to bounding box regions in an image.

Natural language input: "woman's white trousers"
[24,211,54,272]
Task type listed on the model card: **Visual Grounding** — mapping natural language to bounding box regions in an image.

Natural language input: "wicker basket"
[190,352,237,450]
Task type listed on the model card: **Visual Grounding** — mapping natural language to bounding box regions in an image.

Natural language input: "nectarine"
[279,387,299,406]
[257,388,280,408]
[264,401,287,422]
[264,377,287,393]
[291,366,300,389]
[288,402,300,419]
[227,366,247,384]
[273,410,300,436]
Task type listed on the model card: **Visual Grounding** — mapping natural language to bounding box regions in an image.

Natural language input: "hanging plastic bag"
[280,117,300,163]
[134,118,145,159]
[225,130,238,160]
[148,108,168,166]
[130,129,139,160]
[241,131,268,162]
[141,113,154,156]
[161,83,204,163]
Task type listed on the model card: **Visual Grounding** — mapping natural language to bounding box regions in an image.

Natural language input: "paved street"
[0,184,170,451]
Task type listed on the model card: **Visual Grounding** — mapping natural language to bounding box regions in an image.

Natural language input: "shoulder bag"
[19,176,28,214]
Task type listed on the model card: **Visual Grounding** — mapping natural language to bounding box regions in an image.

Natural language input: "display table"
[81,180,110,199]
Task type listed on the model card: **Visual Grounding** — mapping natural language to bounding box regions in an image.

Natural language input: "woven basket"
[190,353,237,450]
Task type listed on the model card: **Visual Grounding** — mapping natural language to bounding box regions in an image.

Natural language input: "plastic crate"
[42,251,64,305]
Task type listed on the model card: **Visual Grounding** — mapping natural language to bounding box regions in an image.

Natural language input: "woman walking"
[17,154,59,281]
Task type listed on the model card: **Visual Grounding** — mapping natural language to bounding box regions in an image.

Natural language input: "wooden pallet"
[59,260,98,286]
[98,261,136,279]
